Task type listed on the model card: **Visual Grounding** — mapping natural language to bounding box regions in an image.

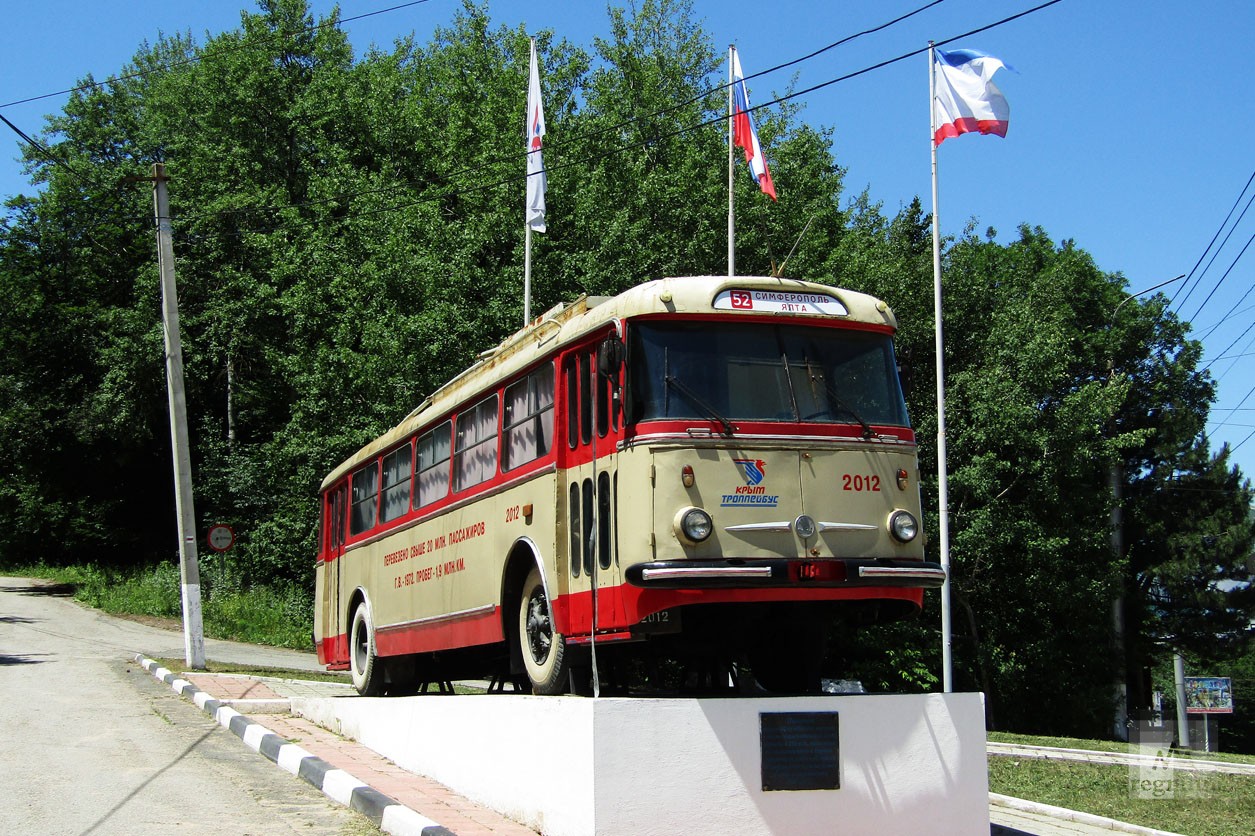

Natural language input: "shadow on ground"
[1,582,77,597]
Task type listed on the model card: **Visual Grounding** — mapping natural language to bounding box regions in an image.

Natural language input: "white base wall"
[291,691,989,836]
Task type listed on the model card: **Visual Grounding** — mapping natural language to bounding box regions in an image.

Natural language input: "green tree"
[1126,444,1255,707]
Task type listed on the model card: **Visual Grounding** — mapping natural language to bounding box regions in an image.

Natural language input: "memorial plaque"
[760,711,840,791]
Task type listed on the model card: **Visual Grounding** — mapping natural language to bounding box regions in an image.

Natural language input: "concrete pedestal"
[291,691,988,835]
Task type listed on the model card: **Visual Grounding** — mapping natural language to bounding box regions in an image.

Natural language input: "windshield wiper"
[665,375,735,436]
[804,356,877,439]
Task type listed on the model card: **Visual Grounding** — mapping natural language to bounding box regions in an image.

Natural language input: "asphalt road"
[0,576,374,836]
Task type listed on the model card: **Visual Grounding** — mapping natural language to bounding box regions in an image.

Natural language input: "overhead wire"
[0,112,148,257]
[1184,200,1255,326]
[0,0,436,112]
[1171,167,1255,316]
[1160,171,1254,464]
[1197,232,1255,372]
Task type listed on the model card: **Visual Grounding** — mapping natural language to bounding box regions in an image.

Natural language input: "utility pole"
[149,163,206,670]
[1174,653,1192,749]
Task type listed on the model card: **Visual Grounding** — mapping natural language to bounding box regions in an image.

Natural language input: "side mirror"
[597,335,625,378]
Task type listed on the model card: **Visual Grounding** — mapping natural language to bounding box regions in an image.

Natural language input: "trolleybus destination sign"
[713,289,848,316]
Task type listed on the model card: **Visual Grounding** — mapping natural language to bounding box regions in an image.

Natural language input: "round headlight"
[676,507,713,543]
[888,510,918,543]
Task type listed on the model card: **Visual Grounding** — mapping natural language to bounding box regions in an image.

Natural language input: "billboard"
[1184,677,1233,714]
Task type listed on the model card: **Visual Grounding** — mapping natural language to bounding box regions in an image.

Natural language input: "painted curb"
[988,741,1255,776]
[989,793,1186,836]
[134,654,454,836]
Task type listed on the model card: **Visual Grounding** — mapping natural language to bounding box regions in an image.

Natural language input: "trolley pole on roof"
[149,163,207,670]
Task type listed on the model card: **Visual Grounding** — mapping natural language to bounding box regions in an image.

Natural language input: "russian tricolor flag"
[731,49,777,201]
[932,48,1010,147]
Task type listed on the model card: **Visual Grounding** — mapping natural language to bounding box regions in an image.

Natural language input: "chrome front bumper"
[625,558,946,589]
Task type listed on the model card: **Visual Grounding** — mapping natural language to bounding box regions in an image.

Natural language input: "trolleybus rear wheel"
[350,601,385,696]
[518,566,568,695]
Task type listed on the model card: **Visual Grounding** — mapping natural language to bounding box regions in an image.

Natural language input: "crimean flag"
[525,40,547,232]
[932,48,1011,147]
[731,49,777,201]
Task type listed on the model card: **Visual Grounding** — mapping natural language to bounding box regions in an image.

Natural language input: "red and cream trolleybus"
[314,276,945,695]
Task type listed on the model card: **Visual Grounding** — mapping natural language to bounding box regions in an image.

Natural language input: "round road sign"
[207,524,235,552]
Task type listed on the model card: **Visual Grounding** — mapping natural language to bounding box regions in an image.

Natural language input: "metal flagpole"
[524,36,548,326]
[928,42,954,693]
[727,45,735,278]
[523,37,537,326]
[523,226,533,326]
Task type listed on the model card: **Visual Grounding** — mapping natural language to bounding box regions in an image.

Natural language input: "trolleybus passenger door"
[593,333,626,627]
[561,336,626,635]
[322,484,348,660]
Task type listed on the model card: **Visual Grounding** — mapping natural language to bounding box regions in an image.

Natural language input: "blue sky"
[2,0,1253,485]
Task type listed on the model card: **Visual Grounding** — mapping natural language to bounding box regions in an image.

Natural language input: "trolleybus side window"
[503,363,555,471]
[578,353,592,444]
[454,395,499,491]
[322,486,346,554]
[569,481,581,577]
[416,421,452,508]
[598,470,612,570]
[565,356,579,451]
[380,442,414,523]
[349,461,380,536]
[581,477,595,576]
[596,353,610,439]
[563,352,593,448]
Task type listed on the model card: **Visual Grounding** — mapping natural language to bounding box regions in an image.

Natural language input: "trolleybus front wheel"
[518,566,569,695]
[350,601,385,696]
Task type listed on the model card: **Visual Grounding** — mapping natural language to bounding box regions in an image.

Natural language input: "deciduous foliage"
[0,0,1249,740]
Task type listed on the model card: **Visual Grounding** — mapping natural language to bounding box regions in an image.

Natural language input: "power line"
[1172,167,1255,315]
[1195,300,1255,343]
[0,112,148,257]
[590,0,955,143]
[1185,204,1255,325]
[1208,379,1255,437]
[1229,427,1255,456]
[0,0,435,111]
[1198,230,1255,374]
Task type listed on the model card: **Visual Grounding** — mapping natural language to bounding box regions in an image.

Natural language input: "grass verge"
[146,657,350,683]
[146,657,487,695]
[989,733,1255,835]
[10,563,314,650]
[990,731,1255,766]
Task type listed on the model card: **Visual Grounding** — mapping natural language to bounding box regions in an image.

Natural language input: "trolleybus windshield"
[628,321,909,428]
